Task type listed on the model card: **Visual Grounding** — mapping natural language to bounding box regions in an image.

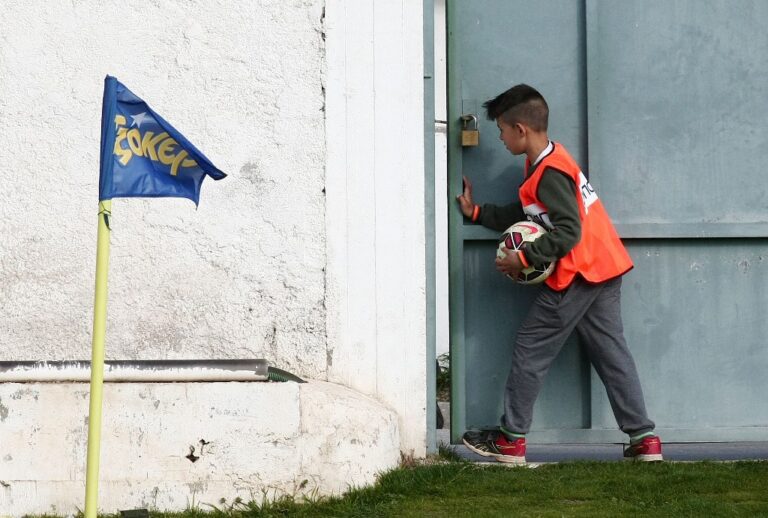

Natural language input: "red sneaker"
[462,430,526,465]
[624,435,663,462]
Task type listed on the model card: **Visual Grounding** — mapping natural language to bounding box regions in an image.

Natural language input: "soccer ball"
[497,221,556,285]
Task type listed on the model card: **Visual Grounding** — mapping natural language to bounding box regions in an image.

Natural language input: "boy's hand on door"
[456,175,476,218]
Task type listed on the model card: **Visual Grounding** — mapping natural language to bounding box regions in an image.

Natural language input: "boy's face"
[496,118,525,155]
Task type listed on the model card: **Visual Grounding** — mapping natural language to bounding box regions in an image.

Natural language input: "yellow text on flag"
[113,114,198,176]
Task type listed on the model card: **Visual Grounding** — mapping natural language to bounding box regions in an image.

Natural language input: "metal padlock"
[461,114,479,147]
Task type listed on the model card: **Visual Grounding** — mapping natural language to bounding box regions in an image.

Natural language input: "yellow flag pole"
[84,199,112,518]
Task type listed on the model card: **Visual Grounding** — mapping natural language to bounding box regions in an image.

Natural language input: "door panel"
[448,0,588,442]
[463,242,589,431]
[586,0,768,236]
[608,240,768,431]
[455,1,587,208]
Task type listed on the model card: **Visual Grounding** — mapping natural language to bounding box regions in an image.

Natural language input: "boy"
[457,84,662,464]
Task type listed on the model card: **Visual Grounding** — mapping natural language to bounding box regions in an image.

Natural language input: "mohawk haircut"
[483,84,549,132]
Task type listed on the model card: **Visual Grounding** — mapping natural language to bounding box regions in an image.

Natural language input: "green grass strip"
[145,459,768,517]
[37,459,768,518]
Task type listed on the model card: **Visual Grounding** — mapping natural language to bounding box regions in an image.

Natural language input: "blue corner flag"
[98,76,226,205]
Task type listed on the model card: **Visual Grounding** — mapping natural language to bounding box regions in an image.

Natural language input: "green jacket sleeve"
[477,201,525,232]
[523,168,582,265]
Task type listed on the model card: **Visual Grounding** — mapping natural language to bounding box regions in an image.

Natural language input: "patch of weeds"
[437,443,466,463]
[399,451,418,468]
[436,353,450,401]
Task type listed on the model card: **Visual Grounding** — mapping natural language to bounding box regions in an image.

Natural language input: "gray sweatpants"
[502,275,655,436]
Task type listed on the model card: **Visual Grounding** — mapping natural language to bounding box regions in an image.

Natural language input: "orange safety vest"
[519,142,633,291]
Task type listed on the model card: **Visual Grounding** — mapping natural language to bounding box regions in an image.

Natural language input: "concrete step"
[0,380,400,515]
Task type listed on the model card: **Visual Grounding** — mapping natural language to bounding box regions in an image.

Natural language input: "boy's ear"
[515,122,526,136]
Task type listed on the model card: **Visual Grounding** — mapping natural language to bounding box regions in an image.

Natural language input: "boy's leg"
[574,277,656,436]
[502,279,602,434]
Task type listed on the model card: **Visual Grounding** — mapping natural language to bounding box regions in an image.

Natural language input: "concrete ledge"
[0,381,400,515]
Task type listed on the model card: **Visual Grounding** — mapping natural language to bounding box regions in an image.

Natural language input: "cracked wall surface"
[0,1,328,378]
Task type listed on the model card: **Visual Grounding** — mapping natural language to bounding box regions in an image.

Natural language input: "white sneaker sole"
[495,454,527,465]
[462,438,526,465]
[626,453,664,462]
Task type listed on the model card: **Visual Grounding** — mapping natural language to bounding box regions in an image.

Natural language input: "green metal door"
[448,0,768,443]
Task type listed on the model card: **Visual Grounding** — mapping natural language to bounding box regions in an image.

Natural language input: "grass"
[134,457,768,517]
[29,446,768,517]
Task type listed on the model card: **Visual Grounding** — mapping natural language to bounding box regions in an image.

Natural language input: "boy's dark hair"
[483,84,548,131]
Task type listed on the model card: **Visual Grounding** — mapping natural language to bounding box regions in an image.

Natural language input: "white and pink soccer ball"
[497,221,556,285]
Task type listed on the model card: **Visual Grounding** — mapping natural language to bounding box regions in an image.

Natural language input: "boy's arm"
[477,201,525,232]
[522,168,581,265]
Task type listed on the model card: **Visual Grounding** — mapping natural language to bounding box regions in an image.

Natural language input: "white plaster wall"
[324,1,427,456]
[0,1,431,510]
[0,1,328,378]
